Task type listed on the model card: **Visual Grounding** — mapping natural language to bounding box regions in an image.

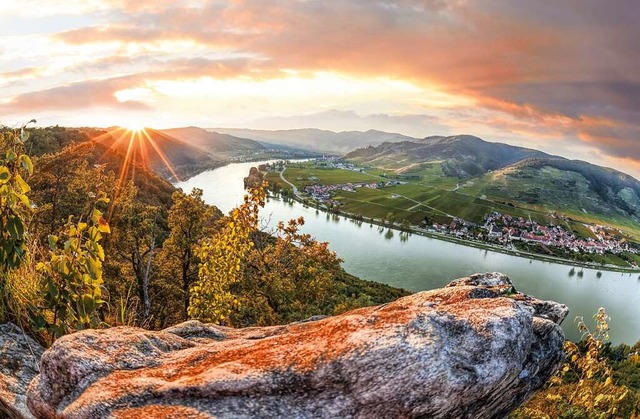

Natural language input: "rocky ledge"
[0,273,568,418]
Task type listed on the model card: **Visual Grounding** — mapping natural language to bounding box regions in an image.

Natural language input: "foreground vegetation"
[0,126,407,344]
[514,309,640,418]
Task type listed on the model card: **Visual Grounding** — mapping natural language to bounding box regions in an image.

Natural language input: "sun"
[123,122,146,132]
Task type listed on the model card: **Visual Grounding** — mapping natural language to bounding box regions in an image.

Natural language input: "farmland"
[263,159,640,270]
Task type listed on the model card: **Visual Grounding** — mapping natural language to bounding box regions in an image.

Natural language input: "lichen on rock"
[0,323,44,419]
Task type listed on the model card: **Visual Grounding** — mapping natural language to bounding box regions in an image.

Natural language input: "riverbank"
[277,189,640,275]
[176,154,318,183]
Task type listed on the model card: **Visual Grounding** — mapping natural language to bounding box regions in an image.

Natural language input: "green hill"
[161,126,265,157]
[345,135,551,176]
[460,158,640,226]
[345,134,640,233]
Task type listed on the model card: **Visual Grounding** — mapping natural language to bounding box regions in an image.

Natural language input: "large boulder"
[0,324,44,419]
[27,273,568,418]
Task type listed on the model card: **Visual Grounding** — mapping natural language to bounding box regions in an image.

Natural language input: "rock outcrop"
[22,272,568,419]
[0,324,44,419]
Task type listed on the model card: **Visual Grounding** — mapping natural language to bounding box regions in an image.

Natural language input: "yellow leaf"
[0,166,10,184]
[14,173,30,193]
[97,217,110,234]
[19,155,33,175]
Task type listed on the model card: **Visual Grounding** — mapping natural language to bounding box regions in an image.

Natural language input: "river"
[176,160,640,344]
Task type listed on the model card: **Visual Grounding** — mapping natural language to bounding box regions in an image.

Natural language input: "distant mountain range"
[29,124,640,225]
[345,134,640,222]
[212,128,416,155]
[345,135,551,177]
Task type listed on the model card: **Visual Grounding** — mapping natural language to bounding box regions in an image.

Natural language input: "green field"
[284,164,380,187]
[273,162,560,227]
[267,160,640,242]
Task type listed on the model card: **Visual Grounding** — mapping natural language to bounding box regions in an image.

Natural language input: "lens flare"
[91,126,180,220]
[124,122,146,132]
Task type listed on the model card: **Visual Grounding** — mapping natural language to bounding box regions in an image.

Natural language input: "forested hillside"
[161,126,265,156]
[0,126,407,343]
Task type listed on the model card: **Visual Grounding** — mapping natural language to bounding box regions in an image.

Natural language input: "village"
[432,211,637,257]
[302,180,404,204]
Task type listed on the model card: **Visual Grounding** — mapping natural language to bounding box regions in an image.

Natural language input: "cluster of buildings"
[480,212,635,255]
[431,218,476,238]
[312,157,364,172]
[304,181,395,203]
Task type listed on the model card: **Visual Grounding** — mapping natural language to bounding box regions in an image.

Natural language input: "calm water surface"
[176,160,640,344]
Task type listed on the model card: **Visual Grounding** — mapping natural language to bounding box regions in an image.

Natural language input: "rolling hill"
[460,157,640,221]
[212,128,417,155]
[24,126,177,208]
[345,135,552,176]
[161,127,265,156]
[345,134,640,226]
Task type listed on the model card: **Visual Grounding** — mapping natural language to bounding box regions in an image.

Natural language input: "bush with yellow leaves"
[513,308,640,418]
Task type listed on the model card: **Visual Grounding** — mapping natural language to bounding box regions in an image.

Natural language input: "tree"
[0,127,35,323]
[30,149,115,238]
[0,128,34,272]
[163,188,218,319]
[188,185,263,323]
[37,191,111,341]
[189,183,344,327]
[109,181,162,324]
[384,212,395,226]
[239,216,342,326]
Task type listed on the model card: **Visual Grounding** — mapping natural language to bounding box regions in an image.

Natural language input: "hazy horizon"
[2,1,639,175]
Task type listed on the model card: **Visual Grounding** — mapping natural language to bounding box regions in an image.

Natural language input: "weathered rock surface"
[0,324,44,419]
[25,272,567,418]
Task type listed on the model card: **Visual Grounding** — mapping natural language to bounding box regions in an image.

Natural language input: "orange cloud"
[2,0,639,172]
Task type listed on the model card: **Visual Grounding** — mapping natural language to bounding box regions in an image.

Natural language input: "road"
[279,167,299,197]
[400,194,456,218]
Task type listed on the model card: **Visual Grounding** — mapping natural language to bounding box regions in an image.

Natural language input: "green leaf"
[5,149,16,162]
[47,281,58,299]
[6,216,24,240]
[48,235,58,250]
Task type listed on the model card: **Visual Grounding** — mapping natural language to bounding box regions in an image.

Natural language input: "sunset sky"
[1,1,639,175]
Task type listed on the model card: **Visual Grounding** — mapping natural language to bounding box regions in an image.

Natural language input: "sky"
[0,1,639,175]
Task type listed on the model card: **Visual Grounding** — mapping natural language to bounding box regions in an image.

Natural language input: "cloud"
[0,76,150,115]
[1,0,640,172]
